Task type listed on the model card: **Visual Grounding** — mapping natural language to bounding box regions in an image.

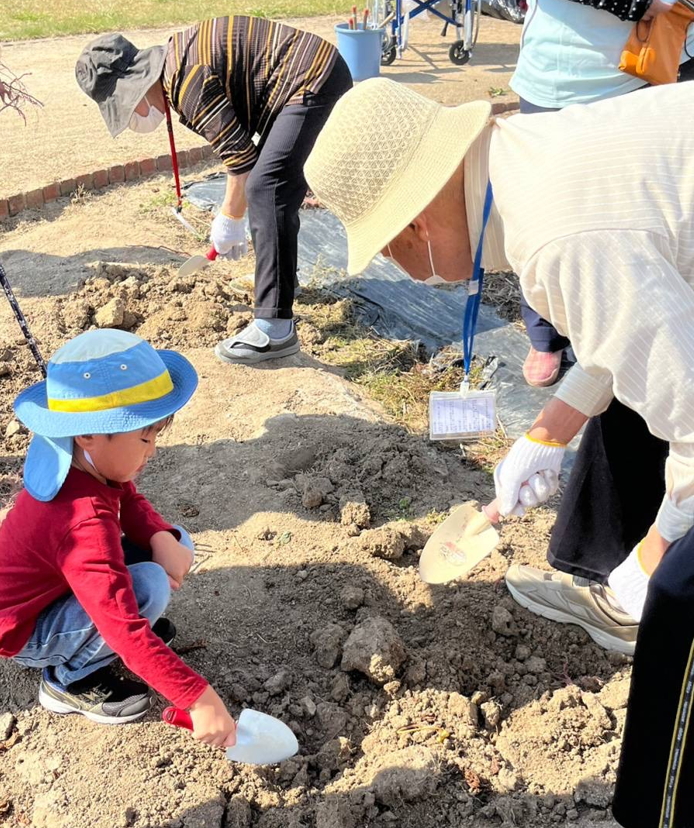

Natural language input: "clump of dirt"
[341,616,408,685]
[55,261,254,349]
[256,423,490,529]
[496,682,627,796]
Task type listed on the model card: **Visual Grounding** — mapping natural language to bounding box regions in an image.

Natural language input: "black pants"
[548,399,667,582]
[613,523,694,828]
[547,401,694,826]
[247,57,352,319]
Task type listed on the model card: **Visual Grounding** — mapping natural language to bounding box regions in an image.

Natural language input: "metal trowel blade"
[177,255,211,278]
[225,709,299,765]
[419,502,500,585]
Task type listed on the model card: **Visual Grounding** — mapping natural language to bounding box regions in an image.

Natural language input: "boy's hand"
[150,531,194,590]
[189,686,237,747]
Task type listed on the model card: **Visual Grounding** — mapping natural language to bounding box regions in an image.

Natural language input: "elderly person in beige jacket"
[305,77,694,828]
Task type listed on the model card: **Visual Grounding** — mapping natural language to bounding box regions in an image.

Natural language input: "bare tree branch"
[0,62,43,123]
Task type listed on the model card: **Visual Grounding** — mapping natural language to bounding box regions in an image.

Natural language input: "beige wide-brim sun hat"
[304,78,491,276]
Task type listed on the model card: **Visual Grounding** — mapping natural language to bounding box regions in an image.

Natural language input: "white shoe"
[505,564,638,655]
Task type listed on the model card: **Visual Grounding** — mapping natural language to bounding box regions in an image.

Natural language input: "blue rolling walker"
[372,0,482,66]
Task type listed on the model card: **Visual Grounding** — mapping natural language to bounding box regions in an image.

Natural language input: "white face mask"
[385,241,461,286]
[423,238,449,285]
[128,99,165,134]
[424,273,449,286]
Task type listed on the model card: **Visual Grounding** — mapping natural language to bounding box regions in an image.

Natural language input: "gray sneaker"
[505,564,638,655]
[39,665,152,724]
[215,321,300,365]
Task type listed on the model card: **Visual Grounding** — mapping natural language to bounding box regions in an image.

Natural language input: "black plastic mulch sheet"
[183,177,576,446]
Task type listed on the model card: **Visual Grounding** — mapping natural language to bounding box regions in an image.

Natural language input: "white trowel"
[177,246,218,278]
[162,707,299,765]
[419,499,501,584]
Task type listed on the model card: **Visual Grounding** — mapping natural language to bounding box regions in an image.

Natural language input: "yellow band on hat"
[48,370,174,413]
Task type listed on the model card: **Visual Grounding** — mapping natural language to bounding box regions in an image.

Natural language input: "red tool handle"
[363,7,369,27]
[206,247,218,262]
[482,498,501,524]
[163,97,183,213]
[163,706,193,730]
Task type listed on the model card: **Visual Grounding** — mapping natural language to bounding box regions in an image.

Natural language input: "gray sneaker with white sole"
[505,564,638,655]
[215,321,299,365]
[39,665,152,724]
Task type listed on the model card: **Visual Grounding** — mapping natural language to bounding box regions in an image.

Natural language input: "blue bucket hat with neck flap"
[14,329,198,502]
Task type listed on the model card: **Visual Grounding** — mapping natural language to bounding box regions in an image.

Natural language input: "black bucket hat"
[75,34,167,138]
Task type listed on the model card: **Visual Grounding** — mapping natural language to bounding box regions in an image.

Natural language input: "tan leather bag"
[620,1,694,85]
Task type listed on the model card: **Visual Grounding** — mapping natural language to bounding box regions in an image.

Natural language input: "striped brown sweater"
[163,16,338,173]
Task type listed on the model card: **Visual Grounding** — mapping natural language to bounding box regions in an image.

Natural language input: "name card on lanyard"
[429,181,497,441]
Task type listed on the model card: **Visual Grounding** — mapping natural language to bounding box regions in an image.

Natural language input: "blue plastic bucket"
[335,23,384,82]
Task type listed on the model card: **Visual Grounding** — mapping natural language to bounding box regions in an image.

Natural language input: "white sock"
[254,318,293,339]
[608,544,650,622]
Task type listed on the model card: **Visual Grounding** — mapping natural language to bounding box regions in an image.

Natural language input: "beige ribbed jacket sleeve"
[519,229,694,542]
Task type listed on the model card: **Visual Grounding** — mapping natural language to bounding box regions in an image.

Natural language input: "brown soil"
[0,176,623,828]
[0,15,520,198]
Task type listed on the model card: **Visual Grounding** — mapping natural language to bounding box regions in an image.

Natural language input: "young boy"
[0,329,235,747]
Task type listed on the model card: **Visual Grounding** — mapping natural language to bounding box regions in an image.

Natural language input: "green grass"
[1,0,343,41]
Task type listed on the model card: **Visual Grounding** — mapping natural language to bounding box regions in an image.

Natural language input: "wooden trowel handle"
[162,706,193,731]
[482,498,501,524]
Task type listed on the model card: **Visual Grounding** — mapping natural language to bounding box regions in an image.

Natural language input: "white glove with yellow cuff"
[210,212,248,260]
[494,433,566,517]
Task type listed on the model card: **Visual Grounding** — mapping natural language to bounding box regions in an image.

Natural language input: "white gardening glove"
[210,212,248,261]
[494,433,565,517]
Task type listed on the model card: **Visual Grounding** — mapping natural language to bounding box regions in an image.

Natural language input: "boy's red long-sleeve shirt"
[0,468,208,709]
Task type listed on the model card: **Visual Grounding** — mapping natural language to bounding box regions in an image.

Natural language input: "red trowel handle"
[482,498,501,524]
[163,706,193,730]
[206,247,218,262]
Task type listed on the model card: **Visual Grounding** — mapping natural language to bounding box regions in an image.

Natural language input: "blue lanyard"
[462,180,493,386]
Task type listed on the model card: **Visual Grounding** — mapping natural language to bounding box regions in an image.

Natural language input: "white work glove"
[494,433,565,517]
[210,212,248,260]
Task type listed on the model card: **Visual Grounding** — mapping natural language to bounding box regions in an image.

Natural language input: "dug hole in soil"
[0,177,625,828]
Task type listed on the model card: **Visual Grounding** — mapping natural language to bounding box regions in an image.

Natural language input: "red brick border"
[1,144,216,221]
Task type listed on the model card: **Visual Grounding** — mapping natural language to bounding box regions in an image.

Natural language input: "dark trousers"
[546,401,694,827]
[548,399,667,582]
[520,292,570,353]
[613,524,694,828]
[247,57,352,319]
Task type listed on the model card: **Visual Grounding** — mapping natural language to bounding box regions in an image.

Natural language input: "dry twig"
[0,62,43,122]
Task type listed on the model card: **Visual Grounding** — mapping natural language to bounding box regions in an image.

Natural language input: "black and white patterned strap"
[0,261,47,377]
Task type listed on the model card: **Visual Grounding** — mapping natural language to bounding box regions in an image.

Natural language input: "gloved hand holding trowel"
[176,209,249,279]
[419,405,569,585]
[210,211,248,262]
[177,170,251,278]
[493,432,564,517]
